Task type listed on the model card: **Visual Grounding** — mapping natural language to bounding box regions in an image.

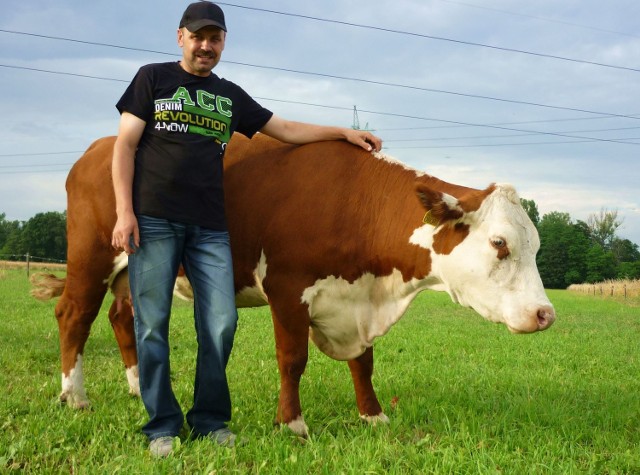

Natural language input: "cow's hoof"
[360,412,390,425]
[128,386,141,397]
[126,366,141,397]
[277,415,309,438]
[60,391,91,410]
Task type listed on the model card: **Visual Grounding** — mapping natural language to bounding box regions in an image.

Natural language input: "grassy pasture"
[1,269,639,474]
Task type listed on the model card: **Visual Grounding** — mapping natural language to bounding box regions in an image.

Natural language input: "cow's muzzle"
[536,305,555,331]
[507,304,556,334]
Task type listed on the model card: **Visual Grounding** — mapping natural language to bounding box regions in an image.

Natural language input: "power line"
[0,90,637,161]
[0,64,129,83]
[1,63,638,149]
[4,132,637,169]
[0,163,75,169]
[376,114,640,131]
[215,3,640,73]
[6,128,640,166]
[388,138,640,150]
[0,29,176,58]
[0,151,84,157]
[220,61,640,121]
[2,130,637,172]
[435,0,640,39]
[2,58,639,122]
[384,126,640,142]
[2,29,638,121]
[346,105,640,146]
[1,19,638,155]
[249,96,640,145]
[0,168,70,175]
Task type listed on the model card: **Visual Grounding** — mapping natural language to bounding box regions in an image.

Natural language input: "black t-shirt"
[116,62,273,230]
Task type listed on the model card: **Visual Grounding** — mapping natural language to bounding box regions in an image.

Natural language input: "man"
[110,1,382,458]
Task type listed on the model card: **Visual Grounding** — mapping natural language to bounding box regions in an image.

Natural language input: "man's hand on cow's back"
[111,212,139,255]
[343,129,382,153]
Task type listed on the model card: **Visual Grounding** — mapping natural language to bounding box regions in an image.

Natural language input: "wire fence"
[567,279,640,300]
[0,254,66,276]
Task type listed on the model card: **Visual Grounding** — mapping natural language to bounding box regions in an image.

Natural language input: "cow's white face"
[413,183,555,333]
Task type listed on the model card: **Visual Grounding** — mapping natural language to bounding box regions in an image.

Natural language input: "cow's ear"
[415,183,464,224]
[457,184,497,213]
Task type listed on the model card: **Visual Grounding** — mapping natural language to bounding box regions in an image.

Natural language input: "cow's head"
[412,183,555,333]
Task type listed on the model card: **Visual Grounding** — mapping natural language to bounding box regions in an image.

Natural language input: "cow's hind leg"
[348,347,389,425]
[107,300,139,396]
[270,300,311,438]
[107,270,139,396]
[55,291,105,409]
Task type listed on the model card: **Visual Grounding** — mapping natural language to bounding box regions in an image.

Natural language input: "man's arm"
[260,115,382,152]
[111,112,146,254]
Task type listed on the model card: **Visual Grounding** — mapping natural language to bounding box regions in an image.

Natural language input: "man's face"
[177,26,226,77]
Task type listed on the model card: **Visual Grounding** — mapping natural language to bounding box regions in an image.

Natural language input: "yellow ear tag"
[422,210,440,226]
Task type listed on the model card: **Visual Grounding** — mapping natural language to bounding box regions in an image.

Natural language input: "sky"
[1,0,639,246]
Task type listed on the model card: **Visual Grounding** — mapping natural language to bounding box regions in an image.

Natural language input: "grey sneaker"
[149,436,174,457]
[207,427,237,447]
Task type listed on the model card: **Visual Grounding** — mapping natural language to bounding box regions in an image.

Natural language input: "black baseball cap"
[179,2,227,32]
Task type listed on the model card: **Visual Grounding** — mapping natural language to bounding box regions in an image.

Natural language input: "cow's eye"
[491,237,506,249]
[491,237,510,260]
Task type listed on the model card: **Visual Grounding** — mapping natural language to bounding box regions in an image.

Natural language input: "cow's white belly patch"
[105,252,128,286]
[235,251,269,308]
[301,270,421,360]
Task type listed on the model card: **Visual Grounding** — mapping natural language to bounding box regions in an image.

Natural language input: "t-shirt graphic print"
[153,86,233,144]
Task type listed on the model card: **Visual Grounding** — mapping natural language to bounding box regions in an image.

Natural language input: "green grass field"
[1,268,639,474]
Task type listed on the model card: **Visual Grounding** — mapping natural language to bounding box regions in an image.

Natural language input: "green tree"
[610,238,639,263]
[588,208,622,251]
[0,212,6,249]
[0,213,21,251]
[537,212,573,288]
[520,198,540,226]
[610,238,640,279]
[585,244,617,283]
[564,221,591,285]
[20,211,67,262]
[537,212,592,288]
[0,217,25,259]
[617,261,640,279]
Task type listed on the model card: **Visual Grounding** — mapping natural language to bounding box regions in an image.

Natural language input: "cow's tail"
[30,273,66,301]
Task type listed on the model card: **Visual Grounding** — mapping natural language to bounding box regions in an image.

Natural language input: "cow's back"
[223,134,433,303]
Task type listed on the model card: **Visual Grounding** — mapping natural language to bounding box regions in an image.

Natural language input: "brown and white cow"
[32,133,555,437]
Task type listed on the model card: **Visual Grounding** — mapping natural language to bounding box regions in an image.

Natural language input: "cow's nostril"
[536,306,555,330]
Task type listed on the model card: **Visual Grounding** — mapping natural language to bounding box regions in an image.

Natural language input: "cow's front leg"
[348,346,389,425]
[270,304,310,438]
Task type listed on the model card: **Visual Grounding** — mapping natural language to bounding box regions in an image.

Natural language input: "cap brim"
[183,19,227,32]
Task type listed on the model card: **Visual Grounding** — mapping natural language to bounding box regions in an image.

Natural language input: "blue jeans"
[128,215,238,441]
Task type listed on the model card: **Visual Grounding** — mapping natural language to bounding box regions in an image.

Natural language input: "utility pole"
[351,105,373,131]
[352,105,360,130]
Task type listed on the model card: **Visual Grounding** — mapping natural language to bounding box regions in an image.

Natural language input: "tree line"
[0,211,67,263]
[521,200,639,288]
[1,202,639,289]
